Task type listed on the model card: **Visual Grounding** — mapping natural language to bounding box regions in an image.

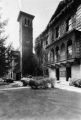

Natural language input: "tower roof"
[17,11,35,21]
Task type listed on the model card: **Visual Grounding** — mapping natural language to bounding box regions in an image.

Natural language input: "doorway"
[66,67,71,81]
[56,68,59,80]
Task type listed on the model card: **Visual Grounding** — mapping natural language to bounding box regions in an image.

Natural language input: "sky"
[2,0,61,49]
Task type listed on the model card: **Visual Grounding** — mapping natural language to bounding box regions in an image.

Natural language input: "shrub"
[69,78,81,87]
[29,77,55,89]
[29,80,39,89]
[21,77,31,86]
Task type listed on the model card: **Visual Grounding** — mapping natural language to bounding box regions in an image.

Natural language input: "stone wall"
[49,68,56,79]
[71,64,81,79]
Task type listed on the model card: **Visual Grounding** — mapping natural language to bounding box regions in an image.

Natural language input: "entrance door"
[66,67,71,81]
[56,68,59,80]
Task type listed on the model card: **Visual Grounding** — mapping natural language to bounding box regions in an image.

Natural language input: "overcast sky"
[2,0,61,49]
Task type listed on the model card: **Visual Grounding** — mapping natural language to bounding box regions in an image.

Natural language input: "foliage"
[35,41,48,76]
[0,16,9,77]
[22,53,43,76]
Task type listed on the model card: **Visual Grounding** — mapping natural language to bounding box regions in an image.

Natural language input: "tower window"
[24,18,28,25]
[24,18,31,26]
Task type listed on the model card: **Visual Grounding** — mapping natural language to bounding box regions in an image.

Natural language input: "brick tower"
[17,11,34,76]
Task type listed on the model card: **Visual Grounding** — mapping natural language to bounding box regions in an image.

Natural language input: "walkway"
[55,81,81,93]
[0,80,81,93]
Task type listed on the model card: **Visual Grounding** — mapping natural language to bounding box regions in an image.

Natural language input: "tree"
[0,16,8,77]
[35,41,48,76]
[35,42,43,68]
[35,41,48,75]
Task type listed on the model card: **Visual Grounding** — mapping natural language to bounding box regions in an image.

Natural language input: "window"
[67,40,72,59]
[24,18,28,26]
[55,46,60,62]
[52,32,54,41]
[47,31,52,44]
[24,18,31,26]
[43,40,48,49]
[56,26,59,38]
[46,39,48,45]
[60,43,66,61]
[50,49,54,62]
[48,52,50,62]
[66,18,72,31]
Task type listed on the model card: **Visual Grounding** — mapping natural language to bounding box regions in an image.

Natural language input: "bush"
[29,80,39,89]
[5,81,23,88]
[29,77,55,89]
[21,77,31,86]
[69,78,81,87]
[12,81,23,87]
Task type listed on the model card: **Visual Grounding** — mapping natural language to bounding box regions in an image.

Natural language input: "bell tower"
[17,11,34,76]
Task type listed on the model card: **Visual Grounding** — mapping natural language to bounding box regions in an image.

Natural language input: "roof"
[35,0,73,40]
[49,0,81,25]
[35,0,81,43]
[17,11,35,21]
[49,0,73,24]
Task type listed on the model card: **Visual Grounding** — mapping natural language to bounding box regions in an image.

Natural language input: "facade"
[35,0,81,82]
[17,11,34,76]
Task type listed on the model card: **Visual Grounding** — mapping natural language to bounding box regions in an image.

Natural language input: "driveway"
[0,88,81,120]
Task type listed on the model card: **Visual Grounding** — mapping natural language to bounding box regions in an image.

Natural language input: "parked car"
[4,78,14,83]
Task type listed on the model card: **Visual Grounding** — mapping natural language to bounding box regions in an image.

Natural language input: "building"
[17,11,34,76]
[35,0,81,82]
[6,50,21,80]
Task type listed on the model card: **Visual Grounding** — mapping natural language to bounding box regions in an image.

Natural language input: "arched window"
[50,48,54,62]
[24,18,28,25]
[66,17,72,31]
[55,46,60,62]
[67,40,72,59]
[24,18,31,26]
[48,51,50,62]
[60,43,65,61]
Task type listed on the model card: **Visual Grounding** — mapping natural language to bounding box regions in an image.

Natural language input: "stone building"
[35,0,81,82]
[17,11,34,76]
